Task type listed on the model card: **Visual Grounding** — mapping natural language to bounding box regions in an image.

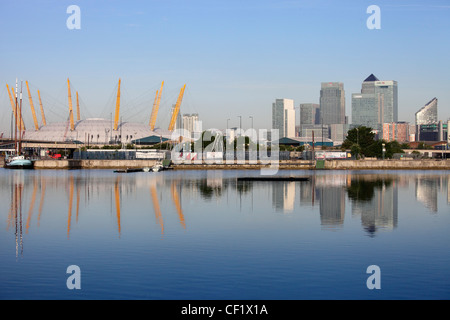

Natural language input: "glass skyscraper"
[415,98,438,125]
[351,74,398,132]
[320,82,345,125]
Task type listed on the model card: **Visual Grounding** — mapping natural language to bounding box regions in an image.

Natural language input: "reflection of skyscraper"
[447,176,450,205]
[299,177,320,207]
[318,186,345,227]
[415,176,439,212]
[349,176,398,235]
[272,182,296,212]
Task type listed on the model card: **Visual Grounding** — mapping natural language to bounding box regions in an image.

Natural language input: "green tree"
[342,126,376,157]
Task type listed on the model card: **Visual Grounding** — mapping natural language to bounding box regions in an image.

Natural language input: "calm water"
[0,168,449,300]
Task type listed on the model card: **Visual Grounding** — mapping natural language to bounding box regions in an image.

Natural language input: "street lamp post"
[382,143,386,160]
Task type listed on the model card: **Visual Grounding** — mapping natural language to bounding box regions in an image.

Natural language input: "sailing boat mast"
[18,81,23,155]
[14,79,18,155]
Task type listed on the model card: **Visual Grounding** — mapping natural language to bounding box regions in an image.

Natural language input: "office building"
[415,98,438,126]
[182,113,200,138]
[272,99,295,138]
[383,122,410,142]
[352,74,398,133]
[320,82,345,125]
[300,103,320,125]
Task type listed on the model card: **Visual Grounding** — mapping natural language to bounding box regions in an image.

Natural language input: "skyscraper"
[272,99,295,138]
[182,113,200,137]
[415,98,438,126]
[375,80,398,124]
[320,82,345,125]
[300,103,320,125]
[351,74,398,132]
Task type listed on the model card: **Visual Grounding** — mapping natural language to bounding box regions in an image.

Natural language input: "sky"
[1,0,449,134]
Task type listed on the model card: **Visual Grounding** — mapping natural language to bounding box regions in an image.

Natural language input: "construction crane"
[168,84,186,131]
[26,81,40,130]
[67,78,74,131]
[149,81,164,131]
[6,84,25,131]
[37,90,46,126]
[114,78,121,131]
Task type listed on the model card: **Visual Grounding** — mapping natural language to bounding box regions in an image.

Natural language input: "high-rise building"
[272,99,295,138]
[300,103,320,125]
[415,98,438,126]
[182,113,200,137]
[375,80,398,124]
[320,82,345,125]
[351,74,398,133]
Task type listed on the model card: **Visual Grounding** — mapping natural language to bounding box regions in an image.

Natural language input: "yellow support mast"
[26,81,40,130]
[67,78,75,131]
[7,84,25,131]
[37,90,46,126]
[168,84,186,131]
[149,89,159,127]
[76,91,80,121]
[114,78,121,131]
[149,81,164,131]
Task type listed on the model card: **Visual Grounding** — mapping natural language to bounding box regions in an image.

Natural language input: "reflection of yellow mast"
[67,176,74,238]
[151,185,164,234]
[38,177,46,226]
[76,181,80,223]
[26,178,38,234]
[171,182,185,229]
[114,177,121,236]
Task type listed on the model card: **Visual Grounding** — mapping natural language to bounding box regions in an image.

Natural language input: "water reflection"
[2,170,450,254]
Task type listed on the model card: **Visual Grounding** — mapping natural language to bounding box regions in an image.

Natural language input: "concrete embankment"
[323,159,450,170]
[29,159,450,170]
[33,159,159,169]
[172,160,315,170]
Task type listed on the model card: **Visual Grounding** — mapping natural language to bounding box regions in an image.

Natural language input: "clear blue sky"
[1,0,449,133]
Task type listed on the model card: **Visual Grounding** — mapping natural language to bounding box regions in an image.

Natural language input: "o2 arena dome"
[16,78,185,145]
[23,118,171,144]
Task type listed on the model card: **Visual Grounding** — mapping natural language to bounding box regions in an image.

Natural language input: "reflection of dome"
[23,118,171,144]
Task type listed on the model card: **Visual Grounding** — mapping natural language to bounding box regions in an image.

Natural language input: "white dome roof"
[23,118,171,144]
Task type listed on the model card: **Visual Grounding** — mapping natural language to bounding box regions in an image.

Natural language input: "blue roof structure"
[363,74,379,82]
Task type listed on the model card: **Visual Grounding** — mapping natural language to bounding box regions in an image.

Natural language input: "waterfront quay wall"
[323,159,450,170]
[29,159,450,170]
[33,159,158,169]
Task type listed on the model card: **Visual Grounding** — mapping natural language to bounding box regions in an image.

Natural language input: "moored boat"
[4,155,34,169]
